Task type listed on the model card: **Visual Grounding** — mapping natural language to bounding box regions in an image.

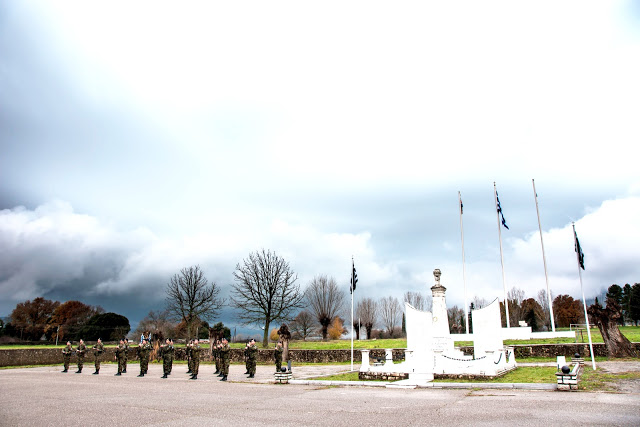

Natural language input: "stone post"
[360,350,370,371]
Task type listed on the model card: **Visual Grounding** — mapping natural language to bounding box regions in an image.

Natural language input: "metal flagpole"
[458,191,469,335]
[494,182,510,328]
[573,223,596,370]
[532,179,556,332]
[351,256,354,371]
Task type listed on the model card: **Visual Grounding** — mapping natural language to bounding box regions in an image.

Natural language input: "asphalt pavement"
[1,363,639,426]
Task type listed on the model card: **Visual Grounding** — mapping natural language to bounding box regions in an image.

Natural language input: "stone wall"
[1,344,639,367]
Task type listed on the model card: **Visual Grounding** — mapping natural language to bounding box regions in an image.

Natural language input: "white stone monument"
[361,268,517,386]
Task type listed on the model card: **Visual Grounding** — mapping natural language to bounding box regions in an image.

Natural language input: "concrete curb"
[289,379,556,390]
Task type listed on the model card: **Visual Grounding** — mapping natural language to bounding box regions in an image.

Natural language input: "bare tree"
[357,297,378,339]
[289,310,315,340]
[165,265,224,341]
[134,310,176,340]
[403,291,432,311]
[507,286,525,326]
[305,275,346,340]
[379,296,401,338]
[447,305,464,333]
[472,296,488,309]
[536,288,552,330]
[231,249,304,347]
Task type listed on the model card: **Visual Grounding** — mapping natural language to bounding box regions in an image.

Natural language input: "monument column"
[430,269,450,338]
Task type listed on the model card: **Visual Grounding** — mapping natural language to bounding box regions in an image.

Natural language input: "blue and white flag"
[496,193,509,230]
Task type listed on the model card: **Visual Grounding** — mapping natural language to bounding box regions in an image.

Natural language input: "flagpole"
[351,256,354,372]
[458,191,469,335]
[532,179,556,332]
[573,223,596,370]
[494,182,510,328]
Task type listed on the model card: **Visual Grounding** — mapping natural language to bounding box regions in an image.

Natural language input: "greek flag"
[350,260,358,294]
[574,230,585,270]
[496,193,509,230]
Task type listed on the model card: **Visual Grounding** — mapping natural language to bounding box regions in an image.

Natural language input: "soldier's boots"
[248,374,254,378]
[214,370,220,375]
[75,369,82,373]
[115,373,121,376]
[123,369,127,373]
[186,369,192,374]
[189,374,197,380]
[162,374,168,378]
[62,369,67,373]
[220,375,227,381]
[138,373,144,377]
[217,372,224,377]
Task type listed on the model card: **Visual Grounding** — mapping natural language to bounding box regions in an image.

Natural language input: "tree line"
[1,298,130,342]
[3,247,639,346]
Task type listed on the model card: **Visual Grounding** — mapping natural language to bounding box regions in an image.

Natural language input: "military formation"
[60,336,285,381]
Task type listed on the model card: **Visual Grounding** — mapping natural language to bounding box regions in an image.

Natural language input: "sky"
[1,1,640,335]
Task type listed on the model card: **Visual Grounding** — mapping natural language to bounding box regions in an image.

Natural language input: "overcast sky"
[1,1,640,334]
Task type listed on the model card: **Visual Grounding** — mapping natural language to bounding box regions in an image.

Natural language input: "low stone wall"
[1,343,638,367]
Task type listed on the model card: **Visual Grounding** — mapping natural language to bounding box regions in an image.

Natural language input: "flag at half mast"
[350,259,358,294]
[496,192,509,230]
[574,230,585,270]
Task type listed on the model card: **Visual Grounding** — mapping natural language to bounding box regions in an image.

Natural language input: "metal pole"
[459,191,469,335]
[351,259,354,371]
[573,223,596,370]
[494,182,510,328]
[532,179,556,332]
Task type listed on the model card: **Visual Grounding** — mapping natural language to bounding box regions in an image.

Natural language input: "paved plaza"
[1,363,639,426]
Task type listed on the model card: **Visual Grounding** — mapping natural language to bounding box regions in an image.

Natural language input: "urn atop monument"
[433,269,441,285]
[431,268,446,294]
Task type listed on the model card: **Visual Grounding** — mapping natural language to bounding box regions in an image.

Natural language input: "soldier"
[213,339,221,375]
[186,339,193,374]
[274,341,283,372]
[92,338,104,374]
[189,339,201,380]
[246,338,258,378]
[244,340,250,374]
[137,338,151,377]
[168,339,175,375]
[219,337,230,381]
[61,341,73,373]
[122,338,129,373]
[114,339,125,376]
[160,338,174,379]
[75,339,86,373]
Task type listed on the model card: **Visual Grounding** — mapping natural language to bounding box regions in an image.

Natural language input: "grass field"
[311,367,557,383]
[312,366,640,391]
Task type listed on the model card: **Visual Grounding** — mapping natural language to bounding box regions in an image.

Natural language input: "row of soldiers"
[61,338,105,374]
[62,337,285,379]
[186,337,231,380]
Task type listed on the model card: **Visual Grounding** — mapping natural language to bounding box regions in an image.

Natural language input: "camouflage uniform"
[75,342,86,372]
[244,344,250,374]
[62,344,73,372]
[186,344,192,374]
[246,343,258,377]
[219,342,230,380]
[190,344,201,378]
[213,344,220,374]
[138,341,151,376]
[274,345,283,372]
[121,342,128,373]
[115,343,125,374]
[161,343,174,377]
[92,341,104,373]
